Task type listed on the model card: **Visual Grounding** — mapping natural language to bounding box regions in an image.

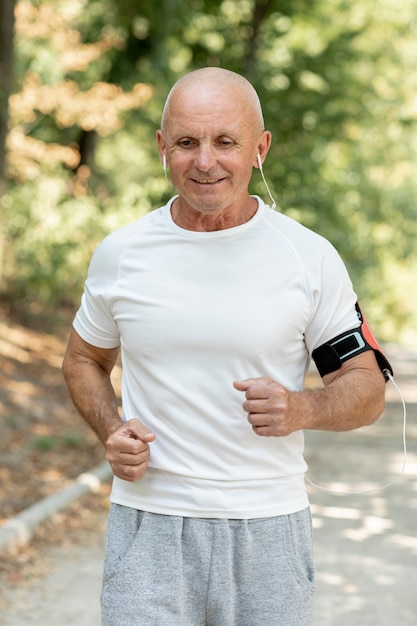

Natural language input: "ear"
[156,129,166,166]
[253,130,272,168]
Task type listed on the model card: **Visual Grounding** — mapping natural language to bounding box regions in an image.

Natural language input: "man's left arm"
[233,351,386,437]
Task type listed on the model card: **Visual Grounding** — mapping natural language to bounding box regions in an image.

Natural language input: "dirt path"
[0,345,416,625]
[0,487,110,626]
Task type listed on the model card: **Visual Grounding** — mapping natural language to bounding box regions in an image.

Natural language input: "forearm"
[62,329,122,445]
[292,364,386,433]
[235,351,386,438]
[63,363,122,445]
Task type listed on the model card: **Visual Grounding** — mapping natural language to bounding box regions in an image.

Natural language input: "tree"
[0,0,16,290]
[0,0,15,189]
[1,0,155,317]
[2,0,417,340]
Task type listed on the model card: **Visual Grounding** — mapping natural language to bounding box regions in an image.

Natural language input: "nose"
[194,143,216,172]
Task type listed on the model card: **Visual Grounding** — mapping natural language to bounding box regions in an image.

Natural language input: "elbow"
[374,395,386,423]
[366,400,385,426]
[61,353,69,380]
[61,352,74,385]
[366,376,387,425]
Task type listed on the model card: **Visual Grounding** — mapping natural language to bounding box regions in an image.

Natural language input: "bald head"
[160,68,265,137]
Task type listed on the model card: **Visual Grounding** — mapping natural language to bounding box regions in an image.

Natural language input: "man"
[62,67,386,626]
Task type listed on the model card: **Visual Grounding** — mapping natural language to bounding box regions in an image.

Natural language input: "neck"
[171,196,258,232]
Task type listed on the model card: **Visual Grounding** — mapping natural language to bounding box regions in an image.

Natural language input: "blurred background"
[0,0,416,342]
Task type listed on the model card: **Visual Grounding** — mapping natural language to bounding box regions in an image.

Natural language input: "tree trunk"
[0,0,15,291]
[0,0,15,189]
[242,0,273,81]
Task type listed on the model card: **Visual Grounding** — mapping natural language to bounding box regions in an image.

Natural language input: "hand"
[105,419,156,481]
[233,377,297,437]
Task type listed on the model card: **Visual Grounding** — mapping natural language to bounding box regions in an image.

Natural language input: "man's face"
[157,85,266,219]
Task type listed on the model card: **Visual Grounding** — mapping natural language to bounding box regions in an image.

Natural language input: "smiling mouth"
[192,177,225,185]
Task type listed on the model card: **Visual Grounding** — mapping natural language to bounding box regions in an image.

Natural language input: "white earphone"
[256,153,276,209]
[162,153,167,170]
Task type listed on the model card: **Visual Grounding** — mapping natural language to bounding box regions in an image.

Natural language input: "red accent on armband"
[355,302,393,380]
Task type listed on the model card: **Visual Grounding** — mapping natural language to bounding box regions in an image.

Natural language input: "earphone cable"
[306,370,407,495]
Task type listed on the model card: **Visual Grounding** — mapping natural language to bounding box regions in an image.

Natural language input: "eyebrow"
[172,129,238,141]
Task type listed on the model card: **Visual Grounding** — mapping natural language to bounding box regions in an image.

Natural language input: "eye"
[178,139,196,148]
[217,137,235,147]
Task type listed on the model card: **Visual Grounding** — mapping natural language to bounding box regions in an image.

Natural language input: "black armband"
[312,302,393,381]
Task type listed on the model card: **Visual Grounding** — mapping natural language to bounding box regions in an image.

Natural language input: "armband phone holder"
[312,302,393,381]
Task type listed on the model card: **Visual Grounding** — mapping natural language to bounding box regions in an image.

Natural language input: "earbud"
[257,153,263,170]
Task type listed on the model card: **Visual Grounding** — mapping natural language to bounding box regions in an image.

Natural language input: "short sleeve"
[303,240,359,356]
[73,235,121,348]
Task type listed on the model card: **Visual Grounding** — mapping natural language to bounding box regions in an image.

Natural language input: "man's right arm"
[62,328,155,481]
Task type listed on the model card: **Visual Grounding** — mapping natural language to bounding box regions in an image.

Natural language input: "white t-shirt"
[74,197,359,518]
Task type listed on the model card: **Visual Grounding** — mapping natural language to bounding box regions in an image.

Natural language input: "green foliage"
[2,177,103,309]
[33,432,84,450]
[1,0,416,341]
[33,435,55,451]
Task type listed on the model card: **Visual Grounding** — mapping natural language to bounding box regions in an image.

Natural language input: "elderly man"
[63,67,386,626]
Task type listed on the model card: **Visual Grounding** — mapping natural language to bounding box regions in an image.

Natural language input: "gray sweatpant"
[101,505,315,626]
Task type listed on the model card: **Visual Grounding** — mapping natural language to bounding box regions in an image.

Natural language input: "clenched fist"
[105,418,156,481]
